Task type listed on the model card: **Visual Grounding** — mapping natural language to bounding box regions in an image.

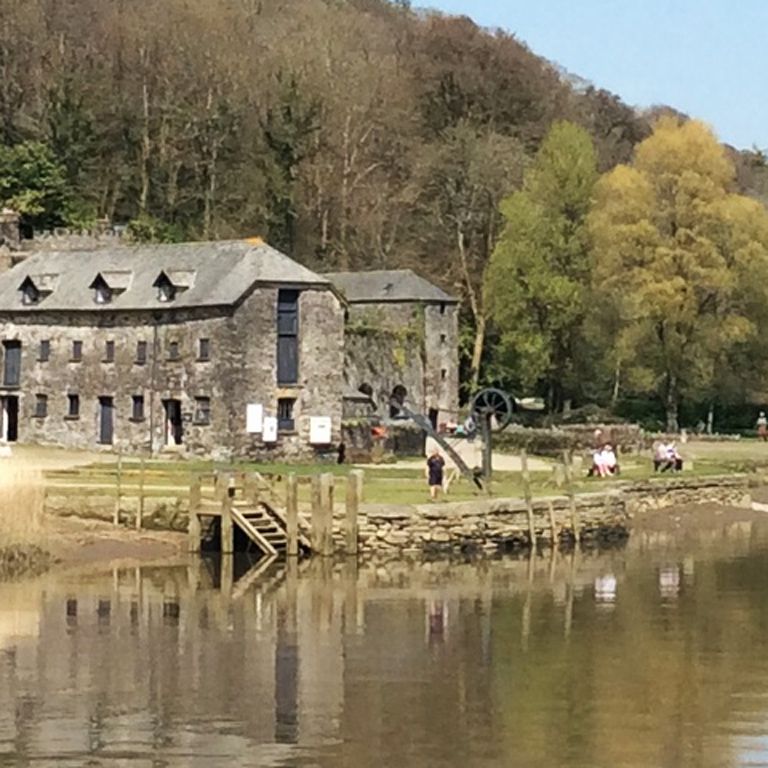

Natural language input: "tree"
[408,122,526,392]
[0,141,70,230]
[589,118,768,431]
[485,121,598,410]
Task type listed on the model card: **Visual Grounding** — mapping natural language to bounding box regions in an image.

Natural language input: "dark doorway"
[2,396,18,442]
[164,399,184,446]
[3,341,21,387]
[428,408,439,430]
[99,397,114,445]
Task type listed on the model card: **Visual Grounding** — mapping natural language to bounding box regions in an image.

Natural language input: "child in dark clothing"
[426,449,445,501]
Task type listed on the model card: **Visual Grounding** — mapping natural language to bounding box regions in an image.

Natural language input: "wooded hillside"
[4,0,768,428]
[0,0,646,258]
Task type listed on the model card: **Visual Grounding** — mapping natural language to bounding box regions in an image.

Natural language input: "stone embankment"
[44,471,759,557]
[352,475,755,555]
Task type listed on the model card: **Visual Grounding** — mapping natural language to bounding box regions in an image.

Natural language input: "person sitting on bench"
[654,441,683,472]
[588,444,620,477]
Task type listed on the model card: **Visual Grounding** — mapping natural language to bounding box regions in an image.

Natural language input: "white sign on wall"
[262,416,278,443]
[246,403,263,433]
[309,416,332,445]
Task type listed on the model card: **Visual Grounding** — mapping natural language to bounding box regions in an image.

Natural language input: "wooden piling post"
[562,450,580,543]
[136,456,146,530]
[113,453,123,526]
[244,472,259,506]
[220,472,234,555]
[345,470,363,556]
[547,499,557,545]
[286,473,299,557]
[188,473,202,553]
[312,474,334,556]
[520,449,537,553]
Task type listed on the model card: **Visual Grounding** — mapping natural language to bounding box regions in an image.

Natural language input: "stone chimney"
[0,208,20,251]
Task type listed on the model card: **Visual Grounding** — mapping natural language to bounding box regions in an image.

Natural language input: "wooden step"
[230,508,277,557]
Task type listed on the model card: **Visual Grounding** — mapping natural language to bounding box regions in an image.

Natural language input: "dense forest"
[2,0,768,429]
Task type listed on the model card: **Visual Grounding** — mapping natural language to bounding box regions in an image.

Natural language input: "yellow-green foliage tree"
[485,121,598,410]
[589,118,768,431]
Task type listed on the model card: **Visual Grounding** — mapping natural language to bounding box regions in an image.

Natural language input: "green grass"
[42,449,757,508]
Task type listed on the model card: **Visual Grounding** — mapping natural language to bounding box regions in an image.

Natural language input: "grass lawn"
[41,438,768,507]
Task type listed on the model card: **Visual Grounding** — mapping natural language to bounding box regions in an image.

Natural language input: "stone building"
[325,269,459,428]
[0,239,344,458]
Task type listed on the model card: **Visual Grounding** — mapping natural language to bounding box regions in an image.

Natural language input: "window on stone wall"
[136,340,147,365]
[440,334,447,345]
[3,340,21,386]
[38,340,50,362]
[168,340,180,361]
[131,395,145,421]
[72,340,82,362]
[277,289,299,385]
[104,340,115,362]
[67,394,80,418]
[440,302,446,315]
[389,385,407,419]
[198,338,210,361]
[194,396,211,425]
[277,398,295,432]
[34,394,47,418]
[441,369,447,380]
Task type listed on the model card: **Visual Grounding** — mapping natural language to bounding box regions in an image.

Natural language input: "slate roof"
[0,239,331,313]
[324,269,457,304]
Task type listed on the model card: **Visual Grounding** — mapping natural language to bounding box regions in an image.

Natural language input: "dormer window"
[21,281,40,305]
[89,271,132,305]
[158,280,176,303]
[18,274,57,306]
[93,276,112,304]
[153,270,195,303]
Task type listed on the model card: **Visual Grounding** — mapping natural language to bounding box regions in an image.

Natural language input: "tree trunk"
[665,374,679,433]
[469,314,486,392]
[706,402,715,435]
[611,361,621,407]
[139,65,151,214]
[456,222,485,391]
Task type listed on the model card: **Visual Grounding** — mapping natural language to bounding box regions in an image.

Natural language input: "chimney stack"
[0,208,20,251]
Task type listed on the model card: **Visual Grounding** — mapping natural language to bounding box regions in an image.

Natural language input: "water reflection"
[0,521,768,766]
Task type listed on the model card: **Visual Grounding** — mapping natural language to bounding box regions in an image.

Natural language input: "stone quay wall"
[351,474,755,555]
[44,472,757,555]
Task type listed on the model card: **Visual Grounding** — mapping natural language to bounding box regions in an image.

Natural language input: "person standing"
[426,448,446,501]
[758,412,768,442]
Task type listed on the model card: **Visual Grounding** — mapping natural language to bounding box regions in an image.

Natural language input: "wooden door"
[99,397,114,445]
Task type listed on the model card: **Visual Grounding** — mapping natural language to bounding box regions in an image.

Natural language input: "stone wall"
[353,492,627,554]
[342,301,459,424]
[350,474,754,555]
[623,475,752,514]
[42,472,757,555]
[0,285,345,459]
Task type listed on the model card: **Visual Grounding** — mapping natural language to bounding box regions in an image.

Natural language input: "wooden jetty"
[187,470,364,559]
[188,470,313,558]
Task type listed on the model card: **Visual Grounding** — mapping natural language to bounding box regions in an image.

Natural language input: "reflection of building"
[326,270,459,426]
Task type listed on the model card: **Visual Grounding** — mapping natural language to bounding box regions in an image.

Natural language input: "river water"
[1,522,768,767]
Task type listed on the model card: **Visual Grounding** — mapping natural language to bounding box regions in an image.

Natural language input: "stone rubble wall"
[349,474,755,555]
[44,473,757,555]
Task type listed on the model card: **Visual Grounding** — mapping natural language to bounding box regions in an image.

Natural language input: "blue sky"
[421,1,766,150]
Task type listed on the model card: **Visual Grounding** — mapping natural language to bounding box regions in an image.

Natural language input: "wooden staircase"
[231,503,283,556]
[189,470,312,559]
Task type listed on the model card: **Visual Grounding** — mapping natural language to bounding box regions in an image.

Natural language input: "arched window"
[389,385,407,419]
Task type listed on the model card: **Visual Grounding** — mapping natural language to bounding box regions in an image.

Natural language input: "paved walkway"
[375,436,551,473]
